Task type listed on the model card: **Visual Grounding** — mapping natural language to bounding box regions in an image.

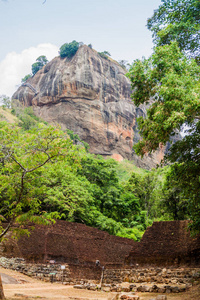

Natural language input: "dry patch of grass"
[0,107,18,123]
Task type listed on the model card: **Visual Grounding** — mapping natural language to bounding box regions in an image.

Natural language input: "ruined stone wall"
[103,267,200,285]
[1,257,200,295]
[0,257,102,282]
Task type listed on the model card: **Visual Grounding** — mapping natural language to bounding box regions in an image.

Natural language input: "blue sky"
[0,0,162,96]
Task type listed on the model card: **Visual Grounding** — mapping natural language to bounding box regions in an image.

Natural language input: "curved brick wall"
[1,220,200,272]
[125,221,200,267]
[0,220,136,267]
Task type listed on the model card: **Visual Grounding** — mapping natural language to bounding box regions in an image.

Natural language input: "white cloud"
[0,43,59,98]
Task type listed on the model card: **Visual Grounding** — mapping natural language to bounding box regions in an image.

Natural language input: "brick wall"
[1,219,200,279]
[0,220,136,267]
[125,221,200,267]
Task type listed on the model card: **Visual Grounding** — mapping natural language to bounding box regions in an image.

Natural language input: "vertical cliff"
[12,45,165,168]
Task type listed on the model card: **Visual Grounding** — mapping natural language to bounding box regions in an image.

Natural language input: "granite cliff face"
[13,45,164,168]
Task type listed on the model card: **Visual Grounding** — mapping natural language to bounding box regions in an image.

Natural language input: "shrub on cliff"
[21,74,32,83]
[32,55,48,75]
[59,40,79,58]
[98,51,111,59]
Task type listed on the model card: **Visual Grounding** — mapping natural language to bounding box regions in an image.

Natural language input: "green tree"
[98,51,111,59]
[59,40,79,58]
[37,153,144,240]
[127,42,200,154]
[102,51,111,56]
[39,161,94,223]
[147,0,200,61]
[123,170,160,227]
[115,191,140,227]
[166,122,200,232]
[32,55,48,75]
[21,74,32,83]
[0,122,76,241]
[127,42,200,232]
[0,95,11,109]
[78,155,120,216]
[11,102,48,130]
[160,166,188,220]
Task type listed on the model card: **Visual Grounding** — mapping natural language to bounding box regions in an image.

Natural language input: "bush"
[98,51,111,60]
[32,56,48,75]
[59,40,79,58]
[0,95,11,108]
[21,74,32,83]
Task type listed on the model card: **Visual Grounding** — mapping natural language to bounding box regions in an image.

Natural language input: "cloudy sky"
[0,0,162,97]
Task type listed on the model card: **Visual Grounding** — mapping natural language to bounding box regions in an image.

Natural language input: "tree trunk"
[0,275,5,300]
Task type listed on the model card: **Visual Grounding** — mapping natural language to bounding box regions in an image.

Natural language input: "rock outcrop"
[12,45,165,168]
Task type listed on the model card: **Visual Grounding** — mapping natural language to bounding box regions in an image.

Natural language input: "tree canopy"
[147,0,200,61]
[59,40,80,58]
[127,41,200,154]
[0,122,76,240]
[0,95,11,109]
[32,55,48,75]
[21,74,32,83]
[128,0,200,232]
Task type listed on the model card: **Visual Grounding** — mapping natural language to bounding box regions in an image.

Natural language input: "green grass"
[0,107,18,123]
[115,159,149,182]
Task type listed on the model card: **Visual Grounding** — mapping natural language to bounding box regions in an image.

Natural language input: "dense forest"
[0,103,195,241]
[0,0,199,244]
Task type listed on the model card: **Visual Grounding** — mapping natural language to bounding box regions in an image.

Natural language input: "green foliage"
[103,51,111,56]
[118,60,129,70]
[0,107,151,241]
[166,122,200,232]
[160,166,188,220]
[127,41,200,155]
[3,103,196,239]
[147,0,200,60]
[127,31,200,233]
[123,170,162,226]
[78,155,120,215]
[39,162,94,223]
[0,95,11,109]
[11,101,47,130]
[0,122,77,240]
[66,129,89,151]
[115,159,148,182]
[59,40,79,58]
[32,55,48,75]
[77,154,159,235]
[98,51,111,59]
[21,74,32,83]
[85,208,143,240]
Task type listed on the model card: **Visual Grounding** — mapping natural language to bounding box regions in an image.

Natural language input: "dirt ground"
[1,267,200,300]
